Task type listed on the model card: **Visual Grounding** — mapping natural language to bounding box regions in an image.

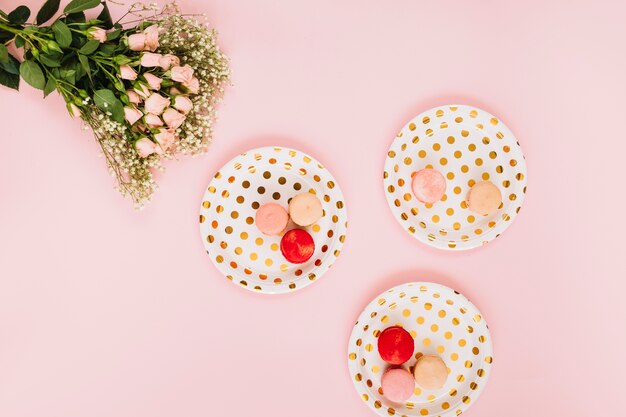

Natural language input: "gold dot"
[440,157,448,166]
[424,302,432,310]
[453,222,461,230]
[430,324,439,332]
[409,122,416,131]
[473,347,480,355]
[312,224,321,232]
[348,352,356,360]
[371,365,380,373]
[404,157,413,165]
[255,237,264,245]
[432,215,440,223]
[468,143,476,151]
[467,215,475,223]
[416,316,425,324]
[423,338,431,346]
[433,143,441,151]
[420,409,428,416]
[482,172,490,180]
[418,150,427,158]
[249,253,258,261]
[444,331,453,340]
[475,158,483,166]
[459,339,467,347]
[461,165,469,173]
[438,309,447,318]
[446,208,454,216]
[436,345,445,354]
[452,317,460,325]
[442,402,450,410]
[264,258,273,267]
[234,247,242,255]
[402,309,411,317]
[451,353,459,361]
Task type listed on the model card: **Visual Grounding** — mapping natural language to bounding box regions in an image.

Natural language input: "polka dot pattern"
[200,147,348,294]
[348,283,493,417]
[383,105,527,250]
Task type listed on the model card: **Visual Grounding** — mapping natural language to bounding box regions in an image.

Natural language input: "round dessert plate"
[383,105,527,250]
[199,146,348,294]
[348,282,493,417]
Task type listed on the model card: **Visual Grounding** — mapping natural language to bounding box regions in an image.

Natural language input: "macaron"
[411,168,446,204]
[288,193,323,227]
[255,203,289,235]
[381,368,415,403]
[280,229,315,264]
[377,326,414,365]
[467,180,502,215]
[413,355,448,390]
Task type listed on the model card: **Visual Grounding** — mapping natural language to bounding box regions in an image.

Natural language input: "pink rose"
[120,65,137,80]
[144,73,162,90]
[184,76,199,94]
[127,90,141,104]
[133,83,150,99]
[162,108,186,129]
[144,25,159,52]
[170,64,194,84]
[135,137,156,158]
[140,52,162,68]
[124,106,143,125]
[144,113,163,128]
[144,93,170,115]
[173,96,193,114]
[169,86,183,95]
[87,27,107,43]
[128,33,146,51]
[158,54,180,70]
[154,128,176,151]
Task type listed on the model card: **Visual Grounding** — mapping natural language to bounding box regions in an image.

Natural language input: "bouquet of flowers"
[0,1,229,207]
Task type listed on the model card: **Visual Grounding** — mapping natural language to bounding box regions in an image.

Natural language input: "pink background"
[0,0,622,416]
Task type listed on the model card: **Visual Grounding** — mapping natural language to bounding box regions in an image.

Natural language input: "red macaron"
[280,229,315,264]
[377,326,414,365]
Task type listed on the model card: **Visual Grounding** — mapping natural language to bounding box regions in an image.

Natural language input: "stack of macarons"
[377,326,448,403]
[411,168,502,215]
[255,193,323,264]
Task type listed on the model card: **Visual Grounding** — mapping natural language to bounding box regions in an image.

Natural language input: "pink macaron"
[381,367,415,403]
[255,203,289,235]
[411,168,446,204]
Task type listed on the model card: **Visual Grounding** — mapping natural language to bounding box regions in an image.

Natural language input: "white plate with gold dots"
[199,146,348,294]
[348,282,493,417]
[383,105,527,250]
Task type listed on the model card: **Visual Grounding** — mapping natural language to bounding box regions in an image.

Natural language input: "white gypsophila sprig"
[155,14,230,155]
[82,106,159,208]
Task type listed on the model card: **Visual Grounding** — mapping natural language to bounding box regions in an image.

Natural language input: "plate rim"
[199,145,348,295]
[347,281,494,417]
[383,104,528,251]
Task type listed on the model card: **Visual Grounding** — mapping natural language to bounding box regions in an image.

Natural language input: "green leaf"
[14,36,26,48]
[43,77,56,96]
[63,0,101,15]
[93,88,124,122]
[19,60,46,90]
[51,20,72,48]
[0,44,8,64]
[106,29,121,41]
[8,5,30,25]
[36,0,60,25]
[97,2,113,29]
[39,53,62,67]
[79,39,99,55]
[78,53,91,80]
[64,12,85,24]
[0,54,21,75]
[0,29,14,43]
[0,66,20,90]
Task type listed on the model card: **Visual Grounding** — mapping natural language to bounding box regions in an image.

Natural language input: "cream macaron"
[467,180,502,215]
[413,355,448,390]
[288,193,323,227]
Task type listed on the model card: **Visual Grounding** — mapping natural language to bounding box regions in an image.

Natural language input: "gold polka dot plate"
[348,282,493,417]
[383,105,527,250]
[199,146,348,294]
